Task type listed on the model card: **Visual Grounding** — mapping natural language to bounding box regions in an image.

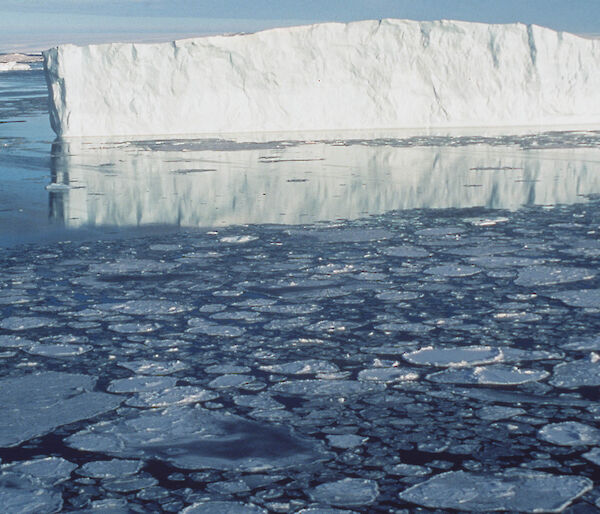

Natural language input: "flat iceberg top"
[43,19,600,137]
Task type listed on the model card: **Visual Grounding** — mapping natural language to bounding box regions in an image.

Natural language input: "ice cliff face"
[43,19,600,137]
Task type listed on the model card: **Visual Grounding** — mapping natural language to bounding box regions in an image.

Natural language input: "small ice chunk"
[326,434,368,449]
[208,374,255,389]
[272,379,385,397]
[357,367,419,383]
[389,464,432,477]
[108,376,178,393]
[477,406,526,421]
[0,472,63,513]
[398,469,592,512]
[117,360,188,375]
[206,364,252,374]
[108,322,160,334]
[427,365,549,385]
[182,501,266,513]
[310,478,379,507]
[515,266,595,287]
[78,459,143,479]
[424,264,480,277]
[538,422,600,446]
[549,356,600,388]
[260,360,339,375]
[403,346,503,367]
[582,448,600,466]
[125,387,219,408]
[102,474,157,492]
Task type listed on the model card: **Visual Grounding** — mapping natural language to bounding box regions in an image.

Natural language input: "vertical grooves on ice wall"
[42,19,600,137]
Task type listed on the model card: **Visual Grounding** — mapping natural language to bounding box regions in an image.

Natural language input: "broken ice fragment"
[260,360,339,375]
[0,316,54,331]
[538,422,600,446]
[310,478,379,507]
[357,367,419,383]
[182,501,266,513]
[548,289,600,308]
[424,264,480,277]
[78,459,143,479]
[0,472,63,513]
[117,359,188,375]
[2,457,77,485]
[125,387,219,408]
[271,379,385,397]
[326,434,367,449]
[108,376,178,393]
[398,469,592,512]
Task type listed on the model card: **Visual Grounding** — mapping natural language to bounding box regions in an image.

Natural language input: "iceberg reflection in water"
[48,133,600,229]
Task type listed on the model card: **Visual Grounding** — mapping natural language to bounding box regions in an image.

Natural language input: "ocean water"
[1,65,600,512]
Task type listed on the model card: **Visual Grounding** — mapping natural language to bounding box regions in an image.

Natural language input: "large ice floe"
[43,19,600,137]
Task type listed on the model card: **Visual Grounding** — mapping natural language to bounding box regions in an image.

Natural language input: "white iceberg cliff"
[43,19,600,137]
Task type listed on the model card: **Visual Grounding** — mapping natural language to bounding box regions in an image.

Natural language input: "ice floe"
[403,346,503,367]
[538,422,600,446]
[549,355,600,388]
[426,365,549,385]
[310,478,379,507]
[398,469,592,512]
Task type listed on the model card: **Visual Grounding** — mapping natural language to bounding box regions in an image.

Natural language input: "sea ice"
[0,472,62,513]
[107,376,178,393]
[124,386,219,408]
[0,372,121,447]
[117,359,188,375]
[398,469,592,512]
[426,365,549,385]
[271,380,385,397]
[514,266,595,287]
[548,289,600,308]
[326,434,368,449]
[260,360,339,375]
[2,457,77,485]
[182,501,266,513]
[538,422,600,446]
[549,356,600,388]
[78,459,143,479]
[403,346,503,367]
[0,316,54,331]
[357,367,419,383]
[66,406,325,471]
[310,478,379,507]
[424,264,481,277]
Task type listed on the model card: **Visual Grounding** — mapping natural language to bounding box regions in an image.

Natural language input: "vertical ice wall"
[43,19,600,137]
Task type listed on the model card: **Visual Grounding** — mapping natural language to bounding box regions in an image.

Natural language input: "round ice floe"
[182,501,266,513]
[3,457,77,485]
[101,300,192,315]
[549,356,600,389]
[426,365,549,385]
[187,319,246,337]
[125,387,219,408]
[102,474,158,492]
[271,379,385,397]
[0,316,54,331]
[538,422,600,446]
[208,374,255,389]
[477,406,526,421]
[375,290,423,301]
[424,264,480,277]
[78,459,143,479]
[25,343,92,357]
[0,472,63,513]
[89,259,179,276]
[548,289,600,308]
[515,266,595,287]
[206,364,252,374]
[220,235,258,244]
[357,367,419,383]
[310,478,379,507]
[389,464,431,477]
[403,346,503,367]
[0,335,34,348]
[108,376,178,393]
[398,469,592,512]
[260,360,338,375]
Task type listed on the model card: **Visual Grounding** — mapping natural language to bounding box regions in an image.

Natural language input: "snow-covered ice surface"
[3,60,600,513]
[43,20,600,137]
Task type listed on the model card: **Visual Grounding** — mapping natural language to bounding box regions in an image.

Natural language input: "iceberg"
[43,19,600,137]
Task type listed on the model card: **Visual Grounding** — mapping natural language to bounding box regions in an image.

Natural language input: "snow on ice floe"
[398,469,592,512]
[403,346,503,367]
[309,478,379,507]
[260,360,338,375]
[0,62,30,71]
[0,472,63,513]
[43,19,600,137]
[117,359,188,375]
[107,376,178,393]
[538,422,600,446]
[357,367,419,383]
[426,365,549,385]
[549,355,600,388]
[66,406,325,471]
[124,386,219,408]
[0,372,121,447]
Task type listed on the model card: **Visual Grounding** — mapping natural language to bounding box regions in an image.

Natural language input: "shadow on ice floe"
[46,132,600,228]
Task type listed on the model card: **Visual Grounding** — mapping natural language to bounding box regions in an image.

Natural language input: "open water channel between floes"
[1,65,600,513]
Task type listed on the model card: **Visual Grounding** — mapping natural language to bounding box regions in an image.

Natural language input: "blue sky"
[2,0,599,52]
